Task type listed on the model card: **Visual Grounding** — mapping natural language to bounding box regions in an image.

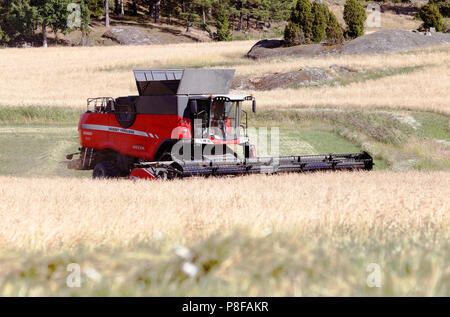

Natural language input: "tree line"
[0,0,92,46]
[0,0,294,46]
[121,1,293,29]
[1,0,447,47]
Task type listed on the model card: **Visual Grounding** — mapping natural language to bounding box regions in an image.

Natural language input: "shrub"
[430,0,450,18]
[284,0,344,46]
[284,21,305,46]
[343,0,367,39]
[318,3,332,21]
[311,2,326,43]
[287,0,314,43]
[216,6,232,41]
[326,12,344,45]
[418,4,443,31]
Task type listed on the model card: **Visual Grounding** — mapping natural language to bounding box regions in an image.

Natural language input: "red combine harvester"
[66,69,373,179]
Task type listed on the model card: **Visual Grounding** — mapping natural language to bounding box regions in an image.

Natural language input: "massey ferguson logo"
[132,145,145,151]
[109,127,135,135]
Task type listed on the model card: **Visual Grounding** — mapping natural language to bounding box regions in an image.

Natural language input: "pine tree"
[179,1,200,32]
[251,0,270,29]
[311,2,326,43]
[325,11,344,45]
[288,0,313,43]
[194,0,216,26]
[418,3,443,31]
[104,0,109,27]
[119,0,124,15]
[216,5,232,41]
[267,0,291,24]
[31,0,73,47]
[80,0,91,46]
[343,0,366,39]
[130,0,137,16]
[284,21,304,46]
[284,0,343,46]
[31,0,53,47]
[161,0,178,23]
[0,0,36,44]
[154,0,161,23]
[48,0,72,45]
[233,0,247,31]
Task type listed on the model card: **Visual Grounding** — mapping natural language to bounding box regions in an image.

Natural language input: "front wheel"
[92,161,119,179]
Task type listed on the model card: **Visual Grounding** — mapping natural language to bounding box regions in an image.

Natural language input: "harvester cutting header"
[67,68,373,179]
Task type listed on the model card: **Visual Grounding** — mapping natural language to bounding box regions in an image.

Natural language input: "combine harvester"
[66,69,373,179]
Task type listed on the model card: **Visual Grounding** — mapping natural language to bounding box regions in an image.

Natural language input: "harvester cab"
[186,94,254,155]
[67,68,373,180]
[134,68,255,162]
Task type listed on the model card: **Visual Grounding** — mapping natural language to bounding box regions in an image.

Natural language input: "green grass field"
[0,125,88,178]
[0,106,448,178]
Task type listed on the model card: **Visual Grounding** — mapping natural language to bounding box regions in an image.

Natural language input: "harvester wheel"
[92,161,119,179]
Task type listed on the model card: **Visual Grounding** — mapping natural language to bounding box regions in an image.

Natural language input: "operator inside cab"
[210,101,226,139]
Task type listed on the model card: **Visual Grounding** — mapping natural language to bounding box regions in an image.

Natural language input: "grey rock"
[103,27,160,46]
[341,29,450,55]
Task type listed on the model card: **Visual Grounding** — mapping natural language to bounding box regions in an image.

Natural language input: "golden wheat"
[0,171,448,253]
[0,42,449,113]
[236,65,450,113]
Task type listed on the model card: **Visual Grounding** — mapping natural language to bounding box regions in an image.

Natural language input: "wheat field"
[236,65,450,113]
[0,40,449,296]
[0,171,448,252]
[0,42,449,114]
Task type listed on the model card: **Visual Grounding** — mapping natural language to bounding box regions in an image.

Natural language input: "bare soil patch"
[232,65,358,90]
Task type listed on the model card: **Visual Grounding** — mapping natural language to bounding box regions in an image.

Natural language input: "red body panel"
[129,168,157,180]
[79,112,245,162]
[79,113,180,161]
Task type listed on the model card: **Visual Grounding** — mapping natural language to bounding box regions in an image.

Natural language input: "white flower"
[85,267,102,283]
[181,262,199,278]
[174,246,193,261]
